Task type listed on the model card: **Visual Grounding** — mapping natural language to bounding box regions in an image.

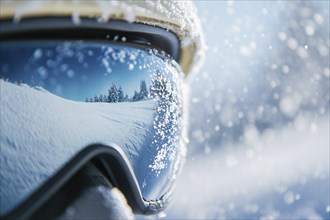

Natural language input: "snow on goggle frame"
[0,40,184,214]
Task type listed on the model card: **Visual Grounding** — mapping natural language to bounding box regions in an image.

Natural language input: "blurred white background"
[163,1,329,219]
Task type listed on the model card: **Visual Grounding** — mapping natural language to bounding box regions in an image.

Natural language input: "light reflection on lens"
[0,41,184,202]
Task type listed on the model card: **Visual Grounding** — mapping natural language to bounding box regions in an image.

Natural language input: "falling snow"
[165,1,330,219]
[0,0,328,219]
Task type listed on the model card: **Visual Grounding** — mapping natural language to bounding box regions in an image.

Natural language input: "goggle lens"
[0,40,184,210]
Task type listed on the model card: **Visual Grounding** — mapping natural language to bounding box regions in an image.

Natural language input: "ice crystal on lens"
[99,46,184,176]
[326,205,330,213]
[148,53,183,176]
[283,191,295,205]
[128,63,134,71]
[71,11,81,25]
[33,49,43,60]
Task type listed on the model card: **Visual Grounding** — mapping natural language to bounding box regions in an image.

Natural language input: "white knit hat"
[0,0,205,76]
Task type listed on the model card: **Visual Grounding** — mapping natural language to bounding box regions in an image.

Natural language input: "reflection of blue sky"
[98,60,150,97]
[0,41,157,101]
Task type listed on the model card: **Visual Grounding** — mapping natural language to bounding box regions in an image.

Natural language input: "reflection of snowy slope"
[0,80,155,215]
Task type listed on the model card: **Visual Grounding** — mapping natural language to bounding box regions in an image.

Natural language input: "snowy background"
[159,1,329,219]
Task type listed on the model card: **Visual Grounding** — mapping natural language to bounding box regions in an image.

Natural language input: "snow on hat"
[0,0,205,76]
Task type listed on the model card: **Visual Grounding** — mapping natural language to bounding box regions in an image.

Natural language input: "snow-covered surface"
[61,186,134,220]
[0,79,157,215]
[94,187,133,220]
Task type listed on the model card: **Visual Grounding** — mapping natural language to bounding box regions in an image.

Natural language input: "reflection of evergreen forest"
[86,80,149,103]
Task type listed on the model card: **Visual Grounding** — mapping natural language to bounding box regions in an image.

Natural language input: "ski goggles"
[0,19,185,217]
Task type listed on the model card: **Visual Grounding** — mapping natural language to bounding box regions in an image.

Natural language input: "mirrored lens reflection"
[0,41,184,203]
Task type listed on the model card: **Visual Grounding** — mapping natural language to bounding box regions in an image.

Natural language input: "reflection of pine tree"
[132,90,139,101]
[107,83,118,103]
[150,71,171,99]
[85,80,148,103]
[118,86,125,102]
[98,94,105,102]
[139,80,149,100]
